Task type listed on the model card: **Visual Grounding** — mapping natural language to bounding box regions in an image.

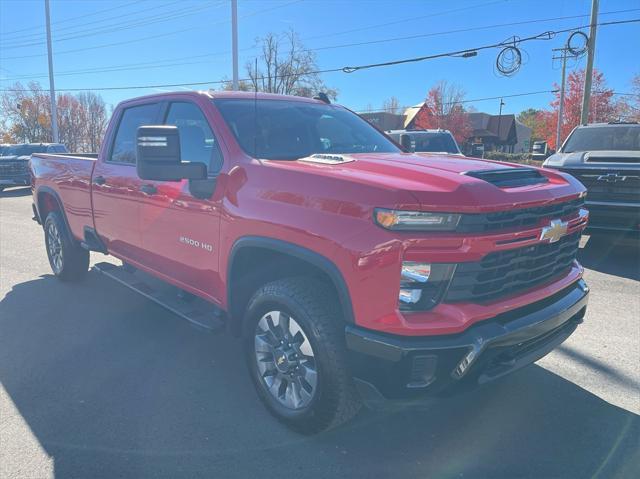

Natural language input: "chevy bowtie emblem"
[597,173,627,183]
[540,219,569,243]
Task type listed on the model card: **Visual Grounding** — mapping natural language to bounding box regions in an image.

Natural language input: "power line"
[339,19,640,74]
[1,20,637,93]
[302,0,509,41]
[2,9,638,82]
[310,9,640,54]
[0,0,305,61]
[354,90,559,113]
[0,2,224,49]
[0,0,179,43]
[356,90,636,114]
[0,0,148,37]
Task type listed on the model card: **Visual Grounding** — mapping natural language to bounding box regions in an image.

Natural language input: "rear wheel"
[243,277,361,434]
[44,211,89,281]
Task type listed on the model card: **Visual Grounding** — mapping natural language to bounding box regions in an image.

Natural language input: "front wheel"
[243,277,361,434]
[44,211,89,281]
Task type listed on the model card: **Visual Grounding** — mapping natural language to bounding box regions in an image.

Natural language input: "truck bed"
[30,153,97,242]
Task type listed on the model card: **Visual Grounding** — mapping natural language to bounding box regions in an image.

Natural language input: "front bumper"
[0,174,30,187]
[585,201,640,235]
[346,279,589,400]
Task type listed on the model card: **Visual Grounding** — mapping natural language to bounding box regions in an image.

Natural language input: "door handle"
[94,175,106,185]
[140,184,157,195]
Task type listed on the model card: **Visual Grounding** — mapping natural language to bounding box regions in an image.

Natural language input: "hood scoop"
[463,167,548,188]
[298,154,355,165]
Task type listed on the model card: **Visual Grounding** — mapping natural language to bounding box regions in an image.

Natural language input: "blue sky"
[1,0,638,116]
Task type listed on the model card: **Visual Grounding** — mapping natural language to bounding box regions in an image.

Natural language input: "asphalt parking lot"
[1,187,639,479]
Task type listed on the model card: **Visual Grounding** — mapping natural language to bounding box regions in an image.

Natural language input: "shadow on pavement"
[1,272,638,478]
[578,234,640,281]
[0,186,31,198]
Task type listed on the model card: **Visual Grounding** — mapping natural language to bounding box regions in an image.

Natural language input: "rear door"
[92,102,161,263]
[137,100,225,302]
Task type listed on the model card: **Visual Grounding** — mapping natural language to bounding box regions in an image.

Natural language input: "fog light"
[407,355,438,388]
[399,288,422,304]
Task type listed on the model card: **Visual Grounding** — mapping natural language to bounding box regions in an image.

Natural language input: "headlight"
[399,261,455,311]
[374,208,460,231]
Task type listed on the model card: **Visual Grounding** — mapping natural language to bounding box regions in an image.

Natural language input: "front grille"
[560,168,640,204]
[446,232,581,303]
[0,160,28,176]
[457,198,584,233]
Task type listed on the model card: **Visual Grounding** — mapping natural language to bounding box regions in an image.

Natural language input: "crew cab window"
[110,103,160,164]
[164,102,223,175]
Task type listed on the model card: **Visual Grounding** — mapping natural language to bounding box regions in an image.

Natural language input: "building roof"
[468,112,517,143]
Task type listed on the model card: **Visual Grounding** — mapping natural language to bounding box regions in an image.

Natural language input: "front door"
[93,102,161,264]
[138,101,225,303]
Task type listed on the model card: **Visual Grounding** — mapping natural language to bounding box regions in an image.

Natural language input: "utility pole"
[496,98,505,152]
[556,49,568,150]
[44,0,58,143]
[231,0,239,91]
[580,0,599,125]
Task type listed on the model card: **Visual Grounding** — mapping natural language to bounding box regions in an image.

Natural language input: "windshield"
[562,125,640,152]
[213,99,400,160]
[0,144,50,156]
[412,133,460,154]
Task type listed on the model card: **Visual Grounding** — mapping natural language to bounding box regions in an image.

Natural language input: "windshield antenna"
[253,57,258,159]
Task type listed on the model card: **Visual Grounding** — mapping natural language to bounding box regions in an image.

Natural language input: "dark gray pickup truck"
[544,122,640,236]
[0,143,67,192]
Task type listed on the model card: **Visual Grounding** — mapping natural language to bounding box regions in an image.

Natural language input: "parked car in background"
[543,122,640,236]
[0,143,67,192]
[532,140,552,161]
[386,129,463,155]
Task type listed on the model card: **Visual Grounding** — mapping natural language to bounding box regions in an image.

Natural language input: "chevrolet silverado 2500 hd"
[31,91,590,433]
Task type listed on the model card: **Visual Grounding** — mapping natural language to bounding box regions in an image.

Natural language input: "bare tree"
[382,96,400,114]
[242,30,337,99]
[78,92,108,152]
[0,81,109,151]
[57,94,86,152]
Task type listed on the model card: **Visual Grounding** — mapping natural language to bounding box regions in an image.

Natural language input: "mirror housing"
[399,133,413,152]
[136,125,207,181]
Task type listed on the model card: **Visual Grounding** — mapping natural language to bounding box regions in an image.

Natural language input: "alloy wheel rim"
[47,222,63,273]
[254,310,318,410]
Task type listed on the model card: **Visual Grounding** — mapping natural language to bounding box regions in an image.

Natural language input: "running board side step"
[94,262,225,333]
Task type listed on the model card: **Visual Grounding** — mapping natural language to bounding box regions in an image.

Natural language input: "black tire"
[243,277,361,434]
[44,211,89,281]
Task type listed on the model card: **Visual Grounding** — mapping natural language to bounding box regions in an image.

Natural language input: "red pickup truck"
[30,91,590,433]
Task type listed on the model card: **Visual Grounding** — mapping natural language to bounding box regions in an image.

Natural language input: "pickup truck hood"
[287,152,582,213]
[544,150,640,169]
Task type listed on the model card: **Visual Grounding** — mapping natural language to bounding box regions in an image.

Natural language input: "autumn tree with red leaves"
[534,69,618,149]
[412,81,472,144]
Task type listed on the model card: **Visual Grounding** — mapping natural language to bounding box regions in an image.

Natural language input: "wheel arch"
[227,236,355,332]
[36,186,72,236]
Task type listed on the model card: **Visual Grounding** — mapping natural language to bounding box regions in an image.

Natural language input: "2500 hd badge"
[179,235,213,252]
